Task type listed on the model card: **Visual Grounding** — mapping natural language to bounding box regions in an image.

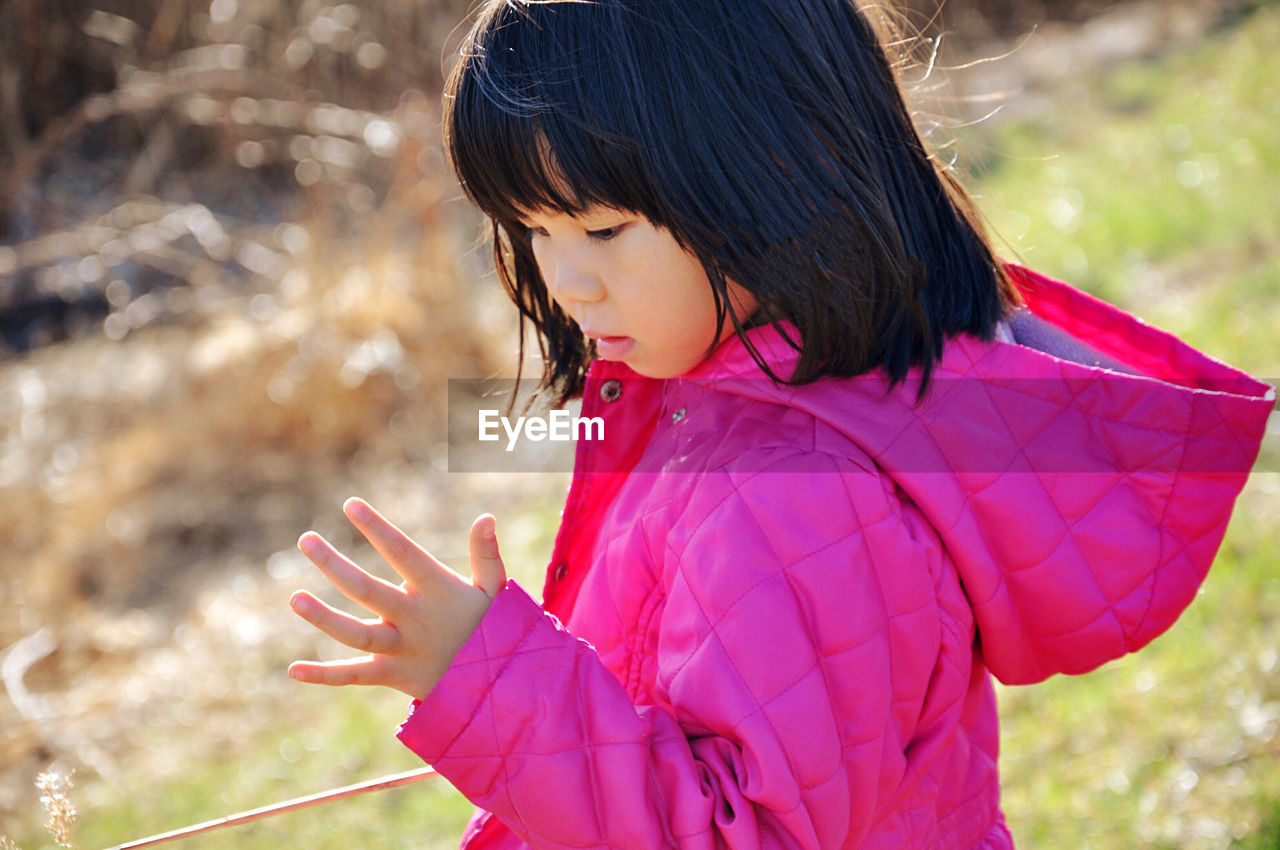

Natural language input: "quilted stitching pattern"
[398,265,1273,849]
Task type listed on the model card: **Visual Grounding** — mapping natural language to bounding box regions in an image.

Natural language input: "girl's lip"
[592,335,634,360]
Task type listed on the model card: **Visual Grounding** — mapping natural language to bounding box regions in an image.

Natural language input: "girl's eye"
[586,226,623,242]
[520,222,625,242]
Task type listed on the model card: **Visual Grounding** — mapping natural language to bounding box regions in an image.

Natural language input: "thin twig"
[101,765,438,849]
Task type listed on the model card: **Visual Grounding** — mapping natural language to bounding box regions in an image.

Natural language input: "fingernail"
[344,497,370,522]
[483,515,497,541]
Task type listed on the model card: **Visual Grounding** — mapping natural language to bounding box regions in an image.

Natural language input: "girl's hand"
[287,497,507,701]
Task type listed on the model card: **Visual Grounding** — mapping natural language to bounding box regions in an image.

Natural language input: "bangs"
[444,0,1013,406]
[445,1,660,226]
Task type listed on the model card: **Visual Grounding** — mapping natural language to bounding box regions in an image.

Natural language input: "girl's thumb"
[468,513,507,598]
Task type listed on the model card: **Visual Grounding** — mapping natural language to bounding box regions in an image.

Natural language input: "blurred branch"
[0,64,314,214]
[122,116,175,196]
[0,628,57,724]
[143,0,186,60]
[0,0,455,354]
[0,0,49,169]
[0,36,26,170]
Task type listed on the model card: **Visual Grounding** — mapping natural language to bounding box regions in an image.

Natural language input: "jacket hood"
[678,264,1274,684]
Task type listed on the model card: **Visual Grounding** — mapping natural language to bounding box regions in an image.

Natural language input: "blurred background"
[1,0,1277,847]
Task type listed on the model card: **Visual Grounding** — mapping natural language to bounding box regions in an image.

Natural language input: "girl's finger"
[289,590,402,655]
[343,498,454,587]
[468,513,507,598]
[298,531,406,618]
[287,656,384,688]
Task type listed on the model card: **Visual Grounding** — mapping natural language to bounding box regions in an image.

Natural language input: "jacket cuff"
[396,579,548,766]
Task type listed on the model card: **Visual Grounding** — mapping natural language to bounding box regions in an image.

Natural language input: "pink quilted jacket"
[397,265,1273,848]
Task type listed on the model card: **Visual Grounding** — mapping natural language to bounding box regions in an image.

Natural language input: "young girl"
[286,1,1274,847]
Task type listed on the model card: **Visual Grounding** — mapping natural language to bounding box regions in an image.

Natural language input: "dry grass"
[0,207,534,805]
[1,769,79,850]
[35,771,78,849]
[2,1,1276,847]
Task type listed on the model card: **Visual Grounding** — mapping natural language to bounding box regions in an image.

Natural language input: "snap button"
[553,562,570,582]
[599,379,623,402]
[671,407,686,423]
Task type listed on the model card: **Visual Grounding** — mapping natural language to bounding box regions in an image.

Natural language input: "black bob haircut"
[444,0,1018,406]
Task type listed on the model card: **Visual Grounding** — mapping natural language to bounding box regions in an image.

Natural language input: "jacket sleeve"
[397,453,936,849]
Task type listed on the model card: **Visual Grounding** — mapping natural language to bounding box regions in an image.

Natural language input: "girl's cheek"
[531,250,558,296]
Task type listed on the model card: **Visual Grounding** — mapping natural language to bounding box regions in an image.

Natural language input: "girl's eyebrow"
[574,206,635,226]
[517,207,629,229]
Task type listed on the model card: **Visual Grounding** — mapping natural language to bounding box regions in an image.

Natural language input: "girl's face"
[519,207,758,379]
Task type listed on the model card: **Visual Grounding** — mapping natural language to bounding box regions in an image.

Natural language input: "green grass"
[971,4,1280,847]
[7,687,473,850]
[1237,802,1280,850]
[9,6,1280,850]
[5,497,565,850]
[998,488,1280,848]
[970,3,1280,375]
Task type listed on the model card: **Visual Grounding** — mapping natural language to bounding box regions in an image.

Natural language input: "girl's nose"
[542,249,604,307]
